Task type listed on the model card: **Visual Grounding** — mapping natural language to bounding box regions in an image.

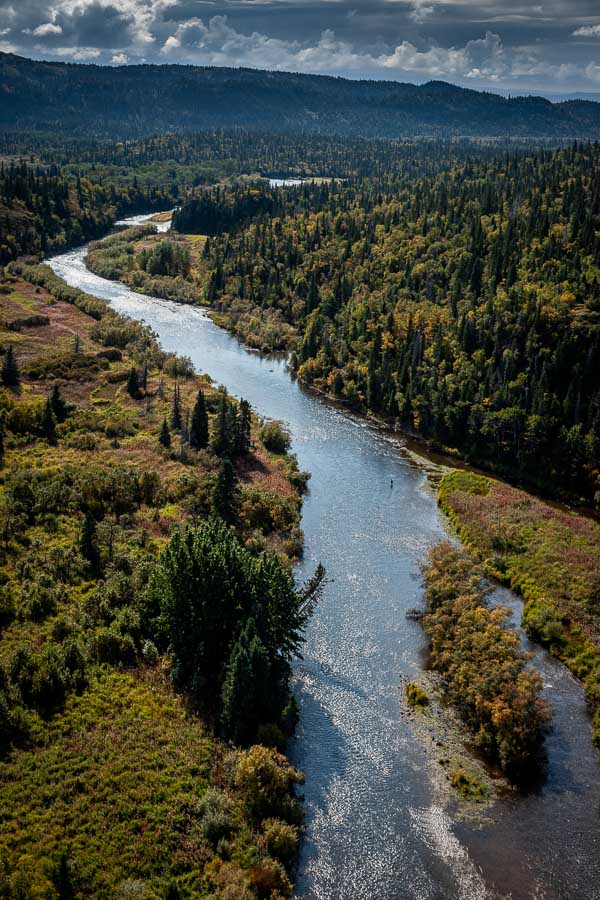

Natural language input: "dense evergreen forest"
[0,159,176,263]
[187,142,600,506]
[3,52,600,139]
[0,131,527,266]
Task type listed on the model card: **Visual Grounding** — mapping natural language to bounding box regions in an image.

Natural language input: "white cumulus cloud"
[50,45,102,59]
[573,24,600,38]
[32,22,63,36]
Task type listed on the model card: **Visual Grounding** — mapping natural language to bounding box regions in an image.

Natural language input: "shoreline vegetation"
[438,470,600,747]
[419,542,550,780]
[0,257,320,897]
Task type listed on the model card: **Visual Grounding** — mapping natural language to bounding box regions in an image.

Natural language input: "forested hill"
[2,52,600,139]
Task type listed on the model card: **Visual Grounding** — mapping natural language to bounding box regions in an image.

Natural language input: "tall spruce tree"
[41,400,57,445]
[159,417,171,449]
[79,510,100,572]
[235,399,252,456]
[221,618,271,744]
[171,384,182,431]
[189,388,209,450]
[212,458,239,524]
[1,346,19,388]
[211,394,233,457]
[49,384,68,423]
[126,367,140,398]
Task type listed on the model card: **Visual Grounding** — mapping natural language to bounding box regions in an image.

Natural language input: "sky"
[1,0,600,95]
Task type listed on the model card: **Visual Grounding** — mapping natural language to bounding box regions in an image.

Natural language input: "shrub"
[235,745,303,822]
[450,768,484,798]
[89,628,137,667]
[421,542,550,779]
[405,682,429,710]
[141,640,159,665]
[11,645,68,713]
[248,857,292,899]
[7,314,50,331]
[197,788,237,847]
[163,354,195,379]
[259,421,291,454]
[262,818,298,864]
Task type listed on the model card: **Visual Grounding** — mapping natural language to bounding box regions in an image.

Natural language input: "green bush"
[406,682,429,710]
[197,787,237,847]
[235,745,303,823]
[262,818,298,864]
[260,420,291,454]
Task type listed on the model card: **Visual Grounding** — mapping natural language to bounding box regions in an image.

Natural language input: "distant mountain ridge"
[2,52,600,139]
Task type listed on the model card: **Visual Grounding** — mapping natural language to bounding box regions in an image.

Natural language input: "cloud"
[50,45,102,59]
[112,51,129,62]
[31,22,63,36]
[46,0,179,49]
[161,17,509,81]
[573,24,600,37]
[408,0,435,25]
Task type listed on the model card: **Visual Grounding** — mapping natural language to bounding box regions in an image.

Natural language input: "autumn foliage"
[421,542,550,778]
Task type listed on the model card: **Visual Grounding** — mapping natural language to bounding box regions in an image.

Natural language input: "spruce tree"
[159,417,171,449]
[211,394,232,457]
[221,618,271,744]
[0,419,4,469]
[212,458,239,524]
[171,384,182,431]
[54,850,75,900]
[79,510,100,572]
[1,346,19,388]
[189,389,209,450]
[235,399,252,456]
[49,384,68,423]
[41,399,57,445]
[126,367,140,398]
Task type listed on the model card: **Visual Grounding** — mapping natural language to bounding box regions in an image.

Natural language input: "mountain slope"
[2,52,600,138]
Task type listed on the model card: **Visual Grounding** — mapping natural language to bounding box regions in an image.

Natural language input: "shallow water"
[48,215,600,900]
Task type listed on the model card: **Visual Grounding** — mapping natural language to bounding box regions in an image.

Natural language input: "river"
[49,215,600,900]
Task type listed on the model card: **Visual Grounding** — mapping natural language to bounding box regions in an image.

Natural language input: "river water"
[49,216,600,900]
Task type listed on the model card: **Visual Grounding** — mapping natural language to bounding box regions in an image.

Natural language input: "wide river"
[50,215,600,900]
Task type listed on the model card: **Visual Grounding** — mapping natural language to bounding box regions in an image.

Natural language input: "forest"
[186,142,600,506]
[3,52,600,139]
[0,159,176,264]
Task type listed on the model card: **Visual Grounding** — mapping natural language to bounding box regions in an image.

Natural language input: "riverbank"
[439,470,600,747]
[0,262,308,896]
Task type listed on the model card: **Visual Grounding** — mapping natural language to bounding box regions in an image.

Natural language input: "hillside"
[2,52,600,138]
